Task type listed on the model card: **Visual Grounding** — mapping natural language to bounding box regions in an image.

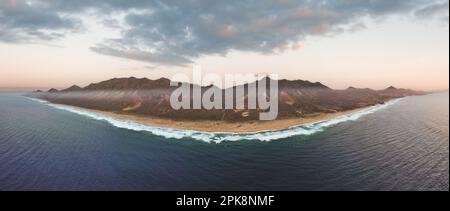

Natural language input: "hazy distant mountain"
[63,85,83,92]
[28,77,427,121]
[385,86,398,90]
[47,88,59,93]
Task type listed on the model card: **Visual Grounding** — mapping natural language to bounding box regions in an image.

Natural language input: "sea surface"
[0,92,448,191]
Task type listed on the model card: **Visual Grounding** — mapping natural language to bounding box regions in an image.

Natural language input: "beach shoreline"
[47,103,372,133]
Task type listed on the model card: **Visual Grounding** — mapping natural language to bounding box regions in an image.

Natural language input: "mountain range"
[27,77,426,121]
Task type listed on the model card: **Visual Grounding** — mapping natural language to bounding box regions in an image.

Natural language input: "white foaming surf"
[26,97,402,143]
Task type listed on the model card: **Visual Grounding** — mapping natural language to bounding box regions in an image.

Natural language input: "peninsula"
[26,77,426,132]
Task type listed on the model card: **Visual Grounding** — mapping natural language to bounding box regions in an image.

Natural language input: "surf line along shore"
[43,101,371,133]
[169,65,279,120]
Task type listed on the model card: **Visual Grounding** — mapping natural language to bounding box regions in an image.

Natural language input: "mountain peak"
[278,79,330,89]
[48,88,59,93]
[386,86,398,90]
[63,85,82,92]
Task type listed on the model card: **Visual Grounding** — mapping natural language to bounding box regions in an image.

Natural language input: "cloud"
[90,42,192,66]
[414,1,449,18]
[0,0,79,42]
[1,0,447,65]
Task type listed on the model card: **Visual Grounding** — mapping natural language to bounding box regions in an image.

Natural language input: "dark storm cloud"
[1,0,447,65]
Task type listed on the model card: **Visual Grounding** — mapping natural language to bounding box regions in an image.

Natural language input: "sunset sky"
[0,0,449,91]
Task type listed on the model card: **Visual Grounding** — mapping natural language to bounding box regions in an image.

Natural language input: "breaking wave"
[27,97,401,143]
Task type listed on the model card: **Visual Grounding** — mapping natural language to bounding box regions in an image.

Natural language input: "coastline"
[45,103,372,133]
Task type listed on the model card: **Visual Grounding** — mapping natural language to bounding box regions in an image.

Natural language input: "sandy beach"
[57,104,370,133]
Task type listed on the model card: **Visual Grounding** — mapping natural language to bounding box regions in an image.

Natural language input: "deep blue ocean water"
[0,92,448,191]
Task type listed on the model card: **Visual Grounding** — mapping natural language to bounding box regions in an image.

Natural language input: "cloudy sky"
[0,0,448,91]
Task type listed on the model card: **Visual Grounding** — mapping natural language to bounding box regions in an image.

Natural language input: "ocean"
[0,92,448,191]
